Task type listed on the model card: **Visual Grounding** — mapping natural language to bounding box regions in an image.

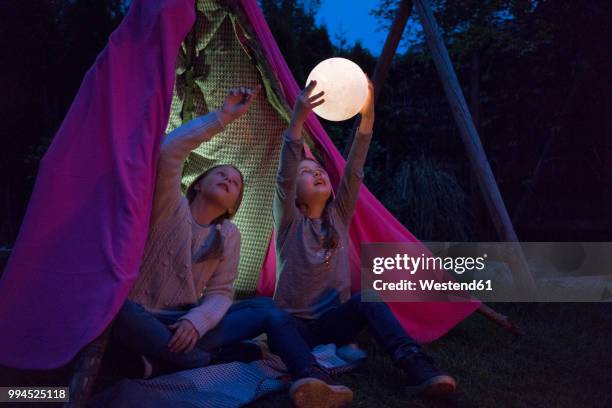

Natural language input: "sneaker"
[289,365,353,408]
[398,352,456,397]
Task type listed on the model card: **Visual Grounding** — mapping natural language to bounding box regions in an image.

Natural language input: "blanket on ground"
[88,343,366,408]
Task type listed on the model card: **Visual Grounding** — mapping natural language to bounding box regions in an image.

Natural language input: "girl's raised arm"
[152,86,259,224]
[334,79,375,224]
[273,81,325,231]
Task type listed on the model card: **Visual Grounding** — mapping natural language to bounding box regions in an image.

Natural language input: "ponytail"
[320,198,339,252]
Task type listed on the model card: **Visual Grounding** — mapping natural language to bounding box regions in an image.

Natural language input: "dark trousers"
[113,296,316,376]
[294,293,420,363]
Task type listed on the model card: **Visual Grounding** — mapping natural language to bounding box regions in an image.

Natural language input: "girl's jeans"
[294,292,421,363]
[113,296,316,376]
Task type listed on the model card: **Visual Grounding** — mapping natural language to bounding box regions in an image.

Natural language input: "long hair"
[319,195,339,251]
[186,164,244,263]
[296,158,340,252]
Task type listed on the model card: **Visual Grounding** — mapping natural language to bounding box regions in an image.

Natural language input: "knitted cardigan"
[128,112,240,337]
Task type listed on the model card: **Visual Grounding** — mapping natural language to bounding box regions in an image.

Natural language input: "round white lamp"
[305,57,368,121]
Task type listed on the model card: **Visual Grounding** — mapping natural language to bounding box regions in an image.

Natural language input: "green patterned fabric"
[165,1,294,297]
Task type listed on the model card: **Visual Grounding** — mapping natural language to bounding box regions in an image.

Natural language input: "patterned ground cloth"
[88,343,366,408]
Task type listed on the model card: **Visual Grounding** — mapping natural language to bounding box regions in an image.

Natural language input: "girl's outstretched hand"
[218,85,261,126]
[291,80,325,124]
[360,79,375,118]
[359,78,375,133]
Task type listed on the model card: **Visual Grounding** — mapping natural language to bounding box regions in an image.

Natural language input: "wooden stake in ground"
[414,0,537,295]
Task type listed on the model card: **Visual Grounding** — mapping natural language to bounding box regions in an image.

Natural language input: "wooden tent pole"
[343,0,413,156]
[413,0,537,295]
[341,0,527,330]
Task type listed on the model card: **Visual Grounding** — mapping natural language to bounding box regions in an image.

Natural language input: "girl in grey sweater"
[273,79,458,400]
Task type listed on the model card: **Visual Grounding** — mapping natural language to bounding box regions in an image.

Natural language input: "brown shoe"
[289,377,353,408]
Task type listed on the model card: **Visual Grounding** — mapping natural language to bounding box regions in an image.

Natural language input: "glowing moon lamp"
[305,57,368,122]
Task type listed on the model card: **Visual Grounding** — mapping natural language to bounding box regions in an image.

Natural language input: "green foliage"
[3,0,608,244]
[358,0,608,236]
[1,0,128,244]
[386,157,472,240]
[263,0,608,239]
[261,0,335,86]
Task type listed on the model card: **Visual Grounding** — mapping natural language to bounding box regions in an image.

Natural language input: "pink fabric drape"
[245,0,481,342]
[0,0,196,369]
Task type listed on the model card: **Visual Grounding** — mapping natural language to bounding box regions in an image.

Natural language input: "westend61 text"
[372,279,493,291]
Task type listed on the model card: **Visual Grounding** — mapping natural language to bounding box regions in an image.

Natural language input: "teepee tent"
[0,0,486,378]
[165,0,481,336]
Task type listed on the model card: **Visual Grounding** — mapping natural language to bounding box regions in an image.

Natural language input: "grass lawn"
[249,303,612,408]
[1,302,609,407]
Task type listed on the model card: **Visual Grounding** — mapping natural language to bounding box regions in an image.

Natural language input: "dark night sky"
[314,0,415,55]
